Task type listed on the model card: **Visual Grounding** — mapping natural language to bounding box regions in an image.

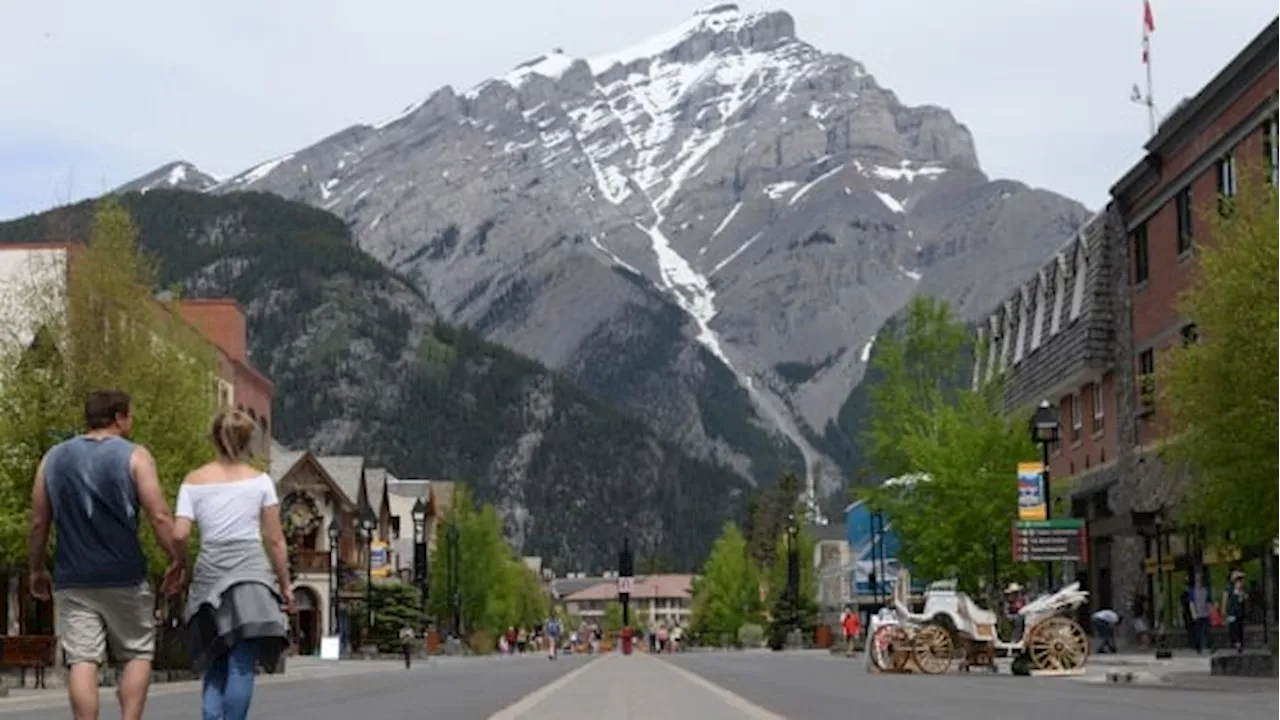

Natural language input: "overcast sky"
[1,1,1274,220]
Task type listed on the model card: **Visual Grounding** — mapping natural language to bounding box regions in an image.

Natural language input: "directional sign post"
[1012,519,1089,563]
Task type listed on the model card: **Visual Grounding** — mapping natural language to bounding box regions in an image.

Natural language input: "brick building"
[976,19,1277,623]
[177,299,274,455]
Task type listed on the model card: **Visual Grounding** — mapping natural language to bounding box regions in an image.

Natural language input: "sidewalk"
[489,652,782,720]
[0,655,420,715]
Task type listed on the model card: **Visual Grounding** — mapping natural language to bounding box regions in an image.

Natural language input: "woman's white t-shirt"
[175,473,278,543]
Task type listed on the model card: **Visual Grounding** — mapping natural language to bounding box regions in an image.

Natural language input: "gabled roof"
[270,447,305,481]
[315,455,365,505]
[564,574,696,602]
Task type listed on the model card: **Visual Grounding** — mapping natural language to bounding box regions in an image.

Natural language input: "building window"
[1070,392,1082,444]
[1266,114,1279,187]
[1132,224,1150,285]
[1091,382,1105,434]
[1138,349,1156,411]
[1217,153,1237,214]
[1181,323,1199,346]
[1069,249,1086,320]
[1175,188,1193,255]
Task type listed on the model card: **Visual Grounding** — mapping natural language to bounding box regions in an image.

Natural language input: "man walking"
[399,625,416,669]
[28,390,186,720]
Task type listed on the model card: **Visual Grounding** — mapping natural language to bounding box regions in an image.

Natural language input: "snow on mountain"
[125,4,1091,500]
[114,161,218,194]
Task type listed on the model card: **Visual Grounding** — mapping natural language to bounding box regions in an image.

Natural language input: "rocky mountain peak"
[114,160,218,194]
[120,6,1087,506]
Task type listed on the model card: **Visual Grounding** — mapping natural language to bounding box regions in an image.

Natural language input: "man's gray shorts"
[54,582,156,666]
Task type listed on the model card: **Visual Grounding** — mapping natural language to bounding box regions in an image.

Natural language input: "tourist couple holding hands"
[29,389,293,720]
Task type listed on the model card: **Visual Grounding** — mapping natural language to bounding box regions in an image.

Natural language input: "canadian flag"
[1142,0,1156,64]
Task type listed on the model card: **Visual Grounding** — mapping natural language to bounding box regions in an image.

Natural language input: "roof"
[387,478,432,498]
[315,455,364,504]
[430,481,456,518]
[269,448,305,481]
[550,576,608,599]
[365,467,395,508]
[564,574,696,603]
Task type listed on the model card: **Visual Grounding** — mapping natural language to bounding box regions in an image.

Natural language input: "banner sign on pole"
[1016,462,1047,521]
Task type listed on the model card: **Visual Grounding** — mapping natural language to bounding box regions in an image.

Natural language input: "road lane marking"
[486,655,607,720]
[649,654,788,720]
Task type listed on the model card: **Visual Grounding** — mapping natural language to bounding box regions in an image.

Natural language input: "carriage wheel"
[911,624,953,675]
[888,627,914,672]
[868,625,895,672]
[1026,616,1090,672]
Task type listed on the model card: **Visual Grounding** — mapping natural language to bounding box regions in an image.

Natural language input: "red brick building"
[1113,21,1279,449]
[979,18,1277,619]
[177,299,274,453]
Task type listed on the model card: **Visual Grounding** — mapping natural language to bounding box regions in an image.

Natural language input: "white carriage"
[866,569,1090,675]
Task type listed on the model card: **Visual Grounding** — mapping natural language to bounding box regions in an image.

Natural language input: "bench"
[0,635,58,689]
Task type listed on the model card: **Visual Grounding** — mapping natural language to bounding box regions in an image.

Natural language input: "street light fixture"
[1029,400,1060,591]
[786,514,800,636]
[411,497,428,635]
[327,517,342,643]
[358,501,378,644]
[447,522,461,640]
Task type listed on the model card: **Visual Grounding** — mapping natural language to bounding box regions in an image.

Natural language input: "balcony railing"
[295,549,331,574]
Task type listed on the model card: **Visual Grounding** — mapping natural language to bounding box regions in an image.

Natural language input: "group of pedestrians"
[29,389,293,720]
[1090,569,1253,654]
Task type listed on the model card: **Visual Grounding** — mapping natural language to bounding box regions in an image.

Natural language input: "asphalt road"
[2,655,592,720]
[663,651,1279,720]
[4,651,1275,719]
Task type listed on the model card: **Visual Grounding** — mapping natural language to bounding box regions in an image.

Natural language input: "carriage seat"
[957,594,998,639]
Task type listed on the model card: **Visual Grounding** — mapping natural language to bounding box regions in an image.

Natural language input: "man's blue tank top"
[44,435,147,588]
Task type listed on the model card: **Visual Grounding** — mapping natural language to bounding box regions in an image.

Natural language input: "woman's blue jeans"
[202,640,259,720]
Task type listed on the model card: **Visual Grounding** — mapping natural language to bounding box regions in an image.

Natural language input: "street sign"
[617,576,634,595]
[1012,519,1089,563]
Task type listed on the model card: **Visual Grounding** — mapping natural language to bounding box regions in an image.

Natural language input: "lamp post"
[358,502,377,645]
[1029,400,1061,591]
[327,517,341,642]
[447,522,460,640]
[411,498,428,636]
[786,514,800,634]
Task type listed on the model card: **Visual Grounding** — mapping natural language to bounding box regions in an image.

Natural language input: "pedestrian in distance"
[28,389,187,720]
[1222,569,1248,652]
[1090,608,1121,654]
[546,616,562,659]
[840,606,860,656]
[400,625,417,668]
[173,408,294,720]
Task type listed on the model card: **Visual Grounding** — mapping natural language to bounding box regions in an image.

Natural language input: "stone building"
[270,445,453,654]
[975,19,1278,624]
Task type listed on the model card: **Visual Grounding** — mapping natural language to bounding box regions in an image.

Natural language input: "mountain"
[0,190,749,571]
[114,161,219,194]
[124,5,1091,500]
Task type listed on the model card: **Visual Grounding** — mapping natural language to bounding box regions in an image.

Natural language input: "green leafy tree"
[348,581,426,651]
[0,199,217,578]
[1161,173,1278,550]
[863,388,1038,594]
[426,486,549,642]
[864,296,969,478]
[859,295,1037,595]
[689,522,761,645]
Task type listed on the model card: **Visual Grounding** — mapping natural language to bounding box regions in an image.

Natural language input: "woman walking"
[174,409,293,720]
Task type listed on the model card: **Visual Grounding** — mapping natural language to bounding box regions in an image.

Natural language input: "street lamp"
[411,497,428,635]
[1029,400,1060,591]
[358,501,377,645]
[327,517,342,642]
[447,522,461,640]
[786,514,800,634]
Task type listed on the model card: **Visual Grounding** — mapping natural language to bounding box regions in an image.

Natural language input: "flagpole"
[1145,15,1156,136]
